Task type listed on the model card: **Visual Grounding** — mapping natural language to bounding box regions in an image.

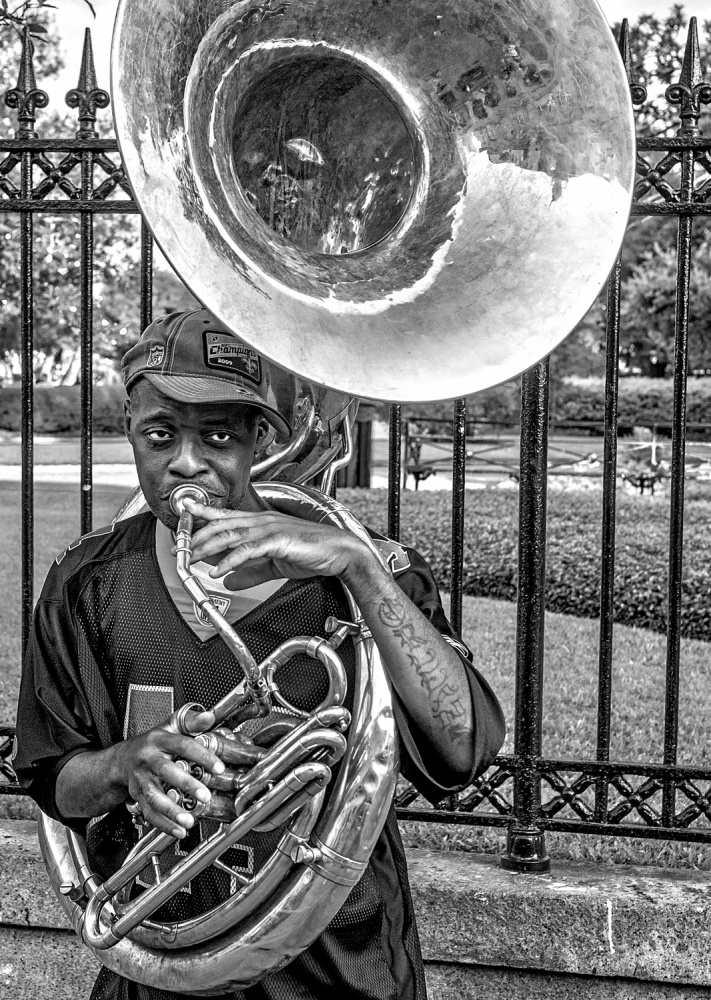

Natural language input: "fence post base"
[500,827,550,873]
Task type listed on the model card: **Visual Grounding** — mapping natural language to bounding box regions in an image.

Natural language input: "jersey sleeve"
[13,578,102,824]
[384,540,506,805]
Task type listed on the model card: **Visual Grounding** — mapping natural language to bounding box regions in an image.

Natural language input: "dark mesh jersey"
[14,511,505,1000]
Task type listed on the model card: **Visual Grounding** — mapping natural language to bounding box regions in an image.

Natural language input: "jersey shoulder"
[45,511,155,597]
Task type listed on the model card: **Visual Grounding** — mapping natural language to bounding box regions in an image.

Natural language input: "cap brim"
[145,373,292,438]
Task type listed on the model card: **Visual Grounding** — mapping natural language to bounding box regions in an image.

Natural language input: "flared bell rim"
[111,0,635,402]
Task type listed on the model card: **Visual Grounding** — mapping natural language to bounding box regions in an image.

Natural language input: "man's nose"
[168,435,210,478]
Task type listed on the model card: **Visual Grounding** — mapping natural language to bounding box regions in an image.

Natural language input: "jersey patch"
[123,684,174,740]
[193,594,231,628]
[373,538,411,576]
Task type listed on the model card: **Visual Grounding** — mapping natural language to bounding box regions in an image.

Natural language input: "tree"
[0,0,93,43]
[551,7,711,382]
[620,239,711,374]
[0,7,197,383]
[0,5,63,98]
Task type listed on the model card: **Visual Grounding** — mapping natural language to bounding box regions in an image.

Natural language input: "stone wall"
[1,820,708,999]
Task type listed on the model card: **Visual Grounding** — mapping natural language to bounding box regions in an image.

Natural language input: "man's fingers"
[182,709,216,736]
[188,524,252,563]
[159,731,225,774]
[223,562,275,591]
[208,541,262,577]
[135,780,195,839]
[182,499,232,520]
[156,759,212,806]
[187,512,285,552]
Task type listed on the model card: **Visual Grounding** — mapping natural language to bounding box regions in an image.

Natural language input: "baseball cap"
[122,309,291,438]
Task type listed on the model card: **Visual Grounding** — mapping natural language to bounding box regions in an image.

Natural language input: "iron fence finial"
[4,26,49,138]
[666,17,711,137]
[618,18,647,106]
[66,28,110,139]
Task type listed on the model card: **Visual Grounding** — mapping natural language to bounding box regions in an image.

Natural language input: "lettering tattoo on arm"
[377,597,471,745]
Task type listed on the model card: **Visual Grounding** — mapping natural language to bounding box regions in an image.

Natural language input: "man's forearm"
[342,556,475,776]
[54,718,224,839]
[55,745,129,820]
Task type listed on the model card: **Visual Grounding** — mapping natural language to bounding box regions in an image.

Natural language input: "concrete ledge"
[424,963,711,1000]
[0,927,98,1000]
[1,820,710,997]
[0,820,69,929]
[408,848,711,987]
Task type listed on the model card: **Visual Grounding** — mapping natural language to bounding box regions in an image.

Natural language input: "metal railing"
[0,18,710,873]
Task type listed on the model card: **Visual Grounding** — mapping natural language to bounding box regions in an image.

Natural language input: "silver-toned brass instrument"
[40,482,398,993]
[39,0,637,992]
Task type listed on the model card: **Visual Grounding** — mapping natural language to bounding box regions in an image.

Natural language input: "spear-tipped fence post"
[666,17,711,138]
[65,29,111,534]
[4,27,49,138]
[618,18,648,107]
[658,17,711,828]
[3,28,48,654]
[66,28,110,139]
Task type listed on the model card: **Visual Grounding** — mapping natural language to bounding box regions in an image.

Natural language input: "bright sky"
[43,0,711,104]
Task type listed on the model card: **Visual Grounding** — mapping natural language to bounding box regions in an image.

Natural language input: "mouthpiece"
[169,484,210,516]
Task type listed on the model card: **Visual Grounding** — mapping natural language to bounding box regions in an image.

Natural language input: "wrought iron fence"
[0,18,710,874]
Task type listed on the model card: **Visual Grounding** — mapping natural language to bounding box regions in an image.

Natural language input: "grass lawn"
[401,597,711,870]
[1,483,710,868]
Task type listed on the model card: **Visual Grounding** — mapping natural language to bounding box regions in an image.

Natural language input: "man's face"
[125,379,267,529]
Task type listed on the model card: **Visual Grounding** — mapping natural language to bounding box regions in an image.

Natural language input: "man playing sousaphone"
[14,309,504,1000]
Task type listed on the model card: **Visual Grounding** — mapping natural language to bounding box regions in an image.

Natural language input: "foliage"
[389,377,711,434]
[0,213,144,383]
[619,239,711,374]
[0,0,94,43]
[0,7,201,384]
[0,383,127,433]
[552,7,711,382]
[0,5,63,97]
[552,376,711,431]
[374,381,521,430]
[0,8,142,384]
[340,486,711,643]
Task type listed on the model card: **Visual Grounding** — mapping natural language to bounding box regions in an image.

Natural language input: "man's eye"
[146,429,172,442]
[207,432,232,444]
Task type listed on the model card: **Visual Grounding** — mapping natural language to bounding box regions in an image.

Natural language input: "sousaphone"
[38,0,636,993]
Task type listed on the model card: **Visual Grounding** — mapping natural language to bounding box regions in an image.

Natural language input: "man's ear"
[124,397,132,442]
[254,415,271,450]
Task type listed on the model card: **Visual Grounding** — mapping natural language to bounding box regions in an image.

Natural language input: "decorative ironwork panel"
[606,775,663,827]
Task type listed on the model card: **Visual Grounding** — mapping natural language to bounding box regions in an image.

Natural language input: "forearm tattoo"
[377,597,471,744]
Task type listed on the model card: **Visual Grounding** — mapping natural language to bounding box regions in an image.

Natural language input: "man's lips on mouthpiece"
[160,488,225,503]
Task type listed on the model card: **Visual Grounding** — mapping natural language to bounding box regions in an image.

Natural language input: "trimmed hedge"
[554,377,711,430]
[0,384,127,434]
[390,382,522,427]
[340,487,711,642]
[4,377,711,437]
[379,377,711,432]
